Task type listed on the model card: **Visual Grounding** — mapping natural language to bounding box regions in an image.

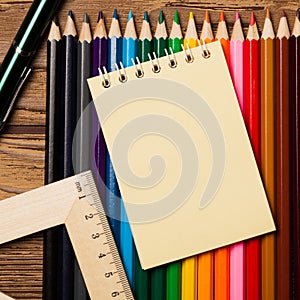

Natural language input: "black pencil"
[57,10,78,299]
[44,16,62,300]
[73,12,92,300]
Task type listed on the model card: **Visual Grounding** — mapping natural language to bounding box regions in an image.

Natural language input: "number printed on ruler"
[66,171,134,300]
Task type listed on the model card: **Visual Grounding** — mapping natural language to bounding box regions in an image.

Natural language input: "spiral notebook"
[88,41,275,269]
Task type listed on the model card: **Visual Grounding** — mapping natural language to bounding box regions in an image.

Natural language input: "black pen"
[0,0,63,132]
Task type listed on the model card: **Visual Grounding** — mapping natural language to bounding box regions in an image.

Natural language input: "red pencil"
[244,12,261,300]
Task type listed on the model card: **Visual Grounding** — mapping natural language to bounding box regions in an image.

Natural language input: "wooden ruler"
[0,171,134,300]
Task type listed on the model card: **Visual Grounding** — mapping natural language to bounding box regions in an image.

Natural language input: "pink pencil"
[229,12,245,300]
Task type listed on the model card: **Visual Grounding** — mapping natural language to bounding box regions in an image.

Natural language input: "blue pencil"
[120,10,138,291]
[107,8,122,249]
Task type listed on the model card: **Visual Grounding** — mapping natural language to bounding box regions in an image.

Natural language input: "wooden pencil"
[44,17,61,300]
[215,11,230,64]
[229,12,245,300]
[260,9,276,300]
[107,8,122,250]
[244,12,261,300]
[73,13,92,300]
[276,11,290,300]
[58,10,78,299]
[166,11,183,300]
[200,10,214,44]
[181,11,198,300]
[290,9,300,299]
[168,10,183,54]
[135,11,151,300]
[197,9,215,300]
[150,10,167,300]
[214,11,230,300]
[153,10,168,57]
[120,10,137,291]
[92,11,107,203]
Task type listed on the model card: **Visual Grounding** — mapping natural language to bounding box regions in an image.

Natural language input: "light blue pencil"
[120,10,138,291]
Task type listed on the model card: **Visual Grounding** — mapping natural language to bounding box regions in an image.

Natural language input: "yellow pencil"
[181,12,199,300]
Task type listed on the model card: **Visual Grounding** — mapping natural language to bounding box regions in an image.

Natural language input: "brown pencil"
[276,11,290,300]
[290,9,300,299]
[260,9,276,300]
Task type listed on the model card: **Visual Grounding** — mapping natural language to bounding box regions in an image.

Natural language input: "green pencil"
[168,10,183,53]
[135,13,152,300]
[153,10,168,58]
[166,12,183,300]
[150,10,168,300]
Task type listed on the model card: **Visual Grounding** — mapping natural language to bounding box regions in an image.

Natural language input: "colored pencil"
[276,11,290,300]
[215,11,230,64]
[244,12,261,300]
[107,8,122,250]
[166,11,183,300]
[150,10,168,300]
[120,10,137,290]
[44,17,61,300]
[214,13,230,300]
[200,10,214,44]
[92,11,107,203]
[260,9,276,300]
[229,12,245,300]
[184,12,198,49]
[168,10,183,53]
[197,10,215,300]
[135,11,151,300]
[73,13,92,300]
[58,10,78,299]
[153,10,168,58]
[290,9,300,299]
[181,11,198,300]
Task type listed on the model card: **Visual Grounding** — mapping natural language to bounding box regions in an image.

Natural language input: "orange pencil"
[197,10,214,300]
[260,9,276,300]
[214,11,230,300]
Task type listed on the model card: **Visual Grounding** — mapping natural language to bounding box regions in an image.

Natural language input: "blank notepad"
[88,41,275,269]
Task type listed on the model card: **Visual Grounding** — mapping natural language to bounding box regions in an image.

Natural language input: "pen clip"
[2,67,32,124]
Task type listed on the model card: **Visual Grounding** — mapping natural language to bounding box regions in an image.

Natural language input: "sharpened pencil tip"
[113,8,118,19]
[266,8,271,19]
[282,10,287,18]
[68,10,73,19]
[235,12,240,22]
[189,12,194,19]
[159,10,164,24]
[53,15,59,26]
[220,11,225,22]
[205,10,210,23]
[98,11,103,22]
[84,13,89,23]
[144,11,149,22]
[128,10,133,21]
[174,10,180,24]
[297,8,300,20]
[250,12,256,25]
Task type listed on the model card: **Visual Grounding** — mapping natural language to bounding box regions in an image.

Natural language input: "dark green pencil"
[153,10,168,58]
[135,11,152,300]
[150,10,168,300]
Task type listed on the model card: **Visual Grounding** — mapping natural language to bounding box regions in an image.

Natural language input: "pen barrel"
[14,0,62,53]
[0,46,31,127]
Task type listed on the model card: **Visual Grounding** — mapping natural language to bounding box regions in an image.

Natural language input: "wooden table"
[0,0,297,298]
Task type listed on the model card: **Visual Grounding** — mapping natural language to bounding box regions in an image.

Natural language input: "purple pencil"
[92,11,108,202]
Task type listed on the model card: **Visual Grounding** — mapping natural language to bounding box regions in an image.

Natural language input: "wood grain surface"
[0,0,298,299]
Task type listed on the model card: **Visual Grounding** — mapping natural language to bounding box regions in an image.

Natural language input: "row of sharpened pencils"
[45,7,300,300]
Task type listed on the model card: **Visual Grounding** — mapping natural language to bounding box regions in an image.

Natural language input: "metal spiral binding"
[98,66,111,88]
[98,43,211,88]
[115,61,128,83]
